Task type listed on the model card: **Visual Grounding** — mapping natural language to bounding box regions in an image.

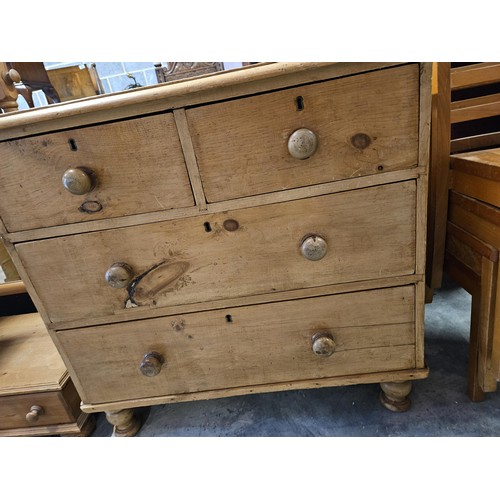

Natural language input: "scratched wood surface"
[0,113,194,232]
[187,64,419,202]
[16,181,416,325]
[57,285,416,404]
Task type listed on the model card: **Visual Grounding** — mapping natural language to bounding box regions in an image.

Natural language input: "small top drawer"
[0,113,194,232]
[186,64,419,202]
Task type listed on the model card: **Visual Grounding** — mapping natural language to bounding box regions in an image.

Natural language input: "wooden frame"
[427,62,500,296]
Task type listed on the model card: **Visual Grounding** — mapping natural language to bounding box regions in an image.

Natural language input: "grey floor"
[90,274,500,437]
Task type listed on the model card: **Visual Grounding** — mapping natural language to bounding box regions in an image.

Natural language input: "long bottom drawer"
[58,285,417,404]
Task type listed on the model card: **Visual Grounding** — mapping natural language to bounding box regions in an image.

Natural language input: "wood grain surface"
[0,113,194,232]
[187,64,419,202]
[16,181,416,325]
[57,285,416,404]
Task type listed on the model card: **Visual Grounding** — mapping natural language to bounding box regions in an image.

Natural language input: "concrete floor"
[90,274,500,437]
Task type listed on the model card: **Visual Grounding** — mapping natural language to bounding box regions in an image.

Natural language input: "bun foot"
[105,409,141,437]
[379,381,412,412]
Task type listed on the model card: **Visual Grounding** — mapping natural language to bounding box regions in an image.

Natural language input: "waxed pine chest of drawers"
[0,63,431,436]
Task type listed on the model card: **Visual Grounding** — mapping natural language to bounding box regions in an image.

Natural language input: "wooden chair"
[428,62,500,401]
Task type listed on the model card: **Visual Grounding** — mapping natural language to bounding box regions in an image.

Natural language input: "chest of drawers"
[0,313,95,436]
[0,63,431,436]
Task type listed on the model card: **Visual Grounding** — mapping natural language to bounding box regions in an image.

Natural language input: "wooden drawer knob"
[312,331,336,357]
[288,128,318,159]
[62,167,96,195]
[105,262,134,289]
[25,405,44,423]
[140,352,165,377]
[300,235,327,261]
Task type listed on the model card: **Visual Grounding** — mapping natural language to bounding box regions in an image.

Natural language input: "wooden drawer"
[58,285,416,404]
[0,313,82,433]
[0,387,78,430]
[0,113,194,232]
[17,181,416,325]
[187,64,419,202]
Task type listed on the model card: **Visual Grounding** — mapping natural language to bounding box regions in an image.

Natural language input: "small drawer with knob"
[0,313,89,435]
[186,64,420,202]
[0,392,79,430]
[0,113,194,233]
[56,285,417,404]
[16,181,416,325]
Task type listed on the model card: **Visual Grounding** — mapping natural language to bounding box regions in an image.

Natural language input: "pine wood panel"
[187,64,419,202]
[52,275,420,332]
[16,181,416,325]
[5,166,422,244]
[0,313,66,395]
[82,366,430,413]
[0,113,194,232]
[58,285,416,404]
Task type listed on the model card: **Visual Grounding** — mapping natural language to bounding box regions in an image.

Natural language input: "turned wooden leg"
[105,409,141,437]
[379,381,412,412]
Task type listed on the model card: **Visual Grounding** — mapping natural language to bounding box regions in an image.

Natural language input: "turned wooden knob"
[105,262,134,288]
[312,331,336,357]
[288,128,318,159]
[26,405,44,423]
[300,235,327,261]
[62,167,96,195]
[140,352,165,377]
[3,68,21,86]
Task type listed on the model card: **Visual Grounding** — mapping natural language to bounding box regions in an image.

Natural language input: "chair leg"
[468,294,485,401]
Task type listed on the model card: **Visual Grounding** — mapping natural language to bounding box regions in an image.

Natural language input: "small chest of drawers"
[0,63,431,435]
[0,313,94,436]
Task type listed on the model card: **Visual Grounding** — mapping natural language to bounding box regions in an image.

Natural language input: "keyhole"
[204,222,212,232]
[225,314,232,323]
[68,138,78,151]
[296,96,304,111]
